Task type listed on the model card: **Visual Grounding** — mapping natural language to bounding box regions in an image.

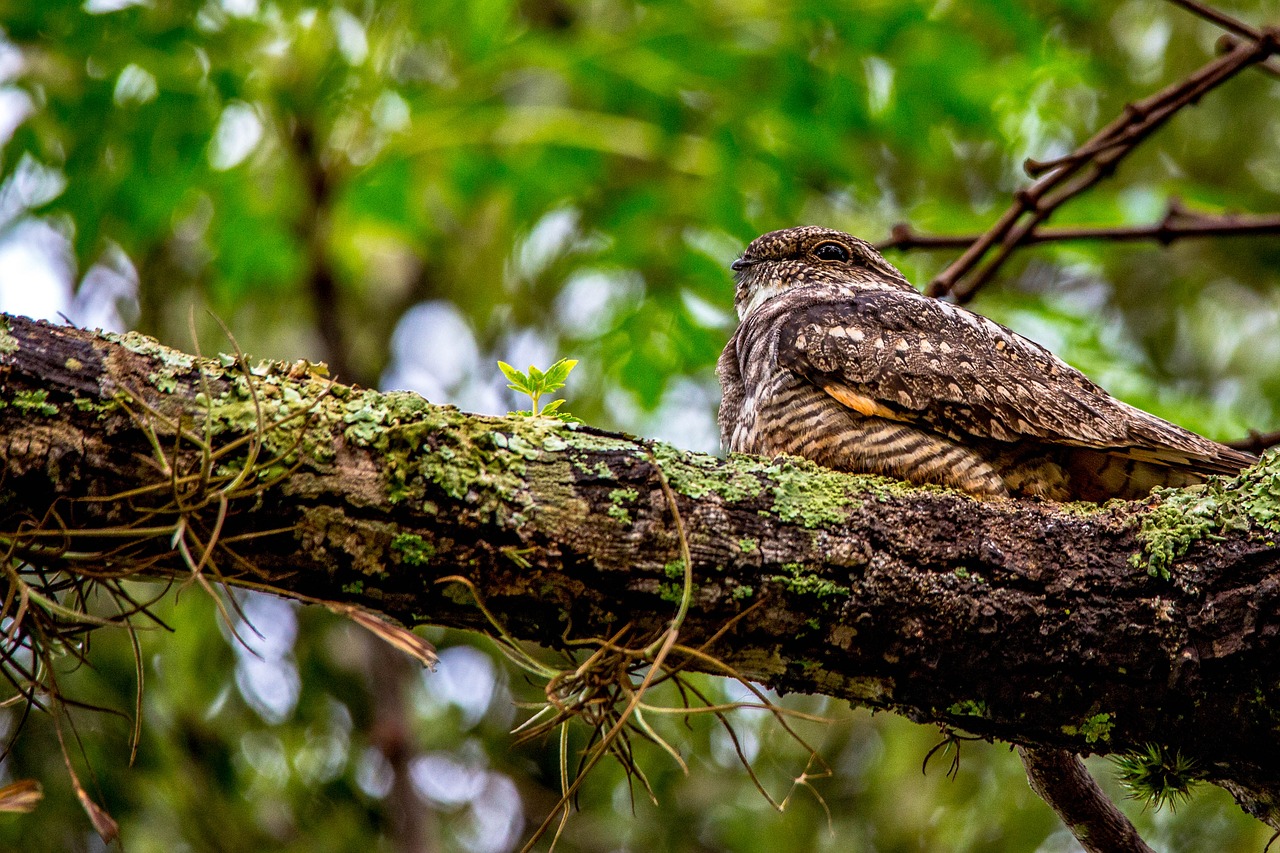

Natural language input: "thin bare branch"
[1218,34,1280,78]
[879,209,1280,252]
[1227,429,1280,454]
[1165,0,1261,42]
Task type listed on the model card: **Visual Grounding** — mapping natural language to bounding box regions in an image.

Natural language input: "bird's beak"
[730,257,755,272]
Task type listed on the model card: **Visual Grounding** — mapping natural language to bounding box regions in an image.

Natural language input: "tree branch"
[925,21,1279,303]
[3,314,1280,832]
[1020,748,1157,853]
[878,208,1280,252]
[1166,0,1266,45]
[1218,34,1280,79]
[1228,429,1280,454]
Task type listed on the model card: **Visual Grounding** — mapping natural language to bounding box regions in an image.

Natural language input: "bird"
[717,226,1256,501]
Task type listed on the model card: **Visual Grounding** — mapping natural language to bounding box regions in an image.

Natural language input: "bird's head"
[730,226,915,319]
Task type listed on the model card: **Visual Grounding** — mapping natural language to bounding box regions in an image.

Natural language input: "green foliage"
[498,358,579,420]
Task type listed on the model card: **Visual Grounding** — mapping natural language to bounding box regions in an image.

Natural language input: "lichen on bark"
[1134,450,1280,579]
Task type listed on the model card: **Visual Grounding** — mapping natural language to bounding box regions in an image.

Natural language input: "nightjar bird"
[717,226,1256,501]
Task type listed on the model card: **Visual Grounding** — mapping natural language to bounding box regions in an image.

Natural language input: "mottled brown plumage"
[717,226,1255,500]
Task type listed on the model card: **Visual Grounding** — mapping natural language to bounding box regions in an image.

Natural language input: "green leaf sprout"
[499,358,580,421]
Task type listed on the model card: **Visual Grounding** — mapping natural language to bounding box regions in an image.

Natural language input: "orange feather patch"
[822,384,902,420]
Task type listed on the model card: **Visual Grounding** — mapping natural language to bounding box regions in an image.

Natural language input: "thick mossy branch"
[3,314,1280,825]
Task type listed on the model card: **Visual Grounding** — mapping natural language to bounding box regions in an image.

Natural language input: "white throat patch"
[739,282,787,320]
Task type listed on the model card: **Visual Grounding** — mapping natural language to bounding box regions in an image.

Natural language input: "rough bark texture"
[2,313,1280,828]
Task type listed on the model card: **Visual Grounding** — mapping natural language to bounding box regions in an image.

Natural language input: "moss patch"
[946,699,989,718]
[1062,712,1114,745]
[1134,451,1280,579]
[768,562,850,599]
[391,533,436,566]
[9,390,59,416]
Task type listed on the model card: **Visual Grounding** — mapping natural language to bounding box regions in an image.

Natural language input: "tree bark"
[1020,747,1156,852]
[2,312,1280,829]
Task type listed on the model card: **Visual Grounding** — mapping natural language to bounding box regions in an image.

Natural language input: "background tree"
[1,0,1278,850]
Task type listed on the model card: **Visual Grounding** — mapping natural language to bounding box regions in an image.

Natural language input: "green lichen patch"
[560,428,643,457]
[523,425,938,534]
[1134,451,1280,579]
[648,441,955,530]
[1062,711,1114,745]
[193,370,337,468]
[391,405,600,524]
[652,444,763,503]
[768,562,851,599]
[149,372,179,394]
[607,488,639,523]
[341,391,398,445]
[762,455,915,528]
[738,538,758,553]
[1056,498,1116,518]
[657,559,697,602]
[658,583,684,602]
[333,391,553,519]
[104,329,198,371]
[391,533,436,566]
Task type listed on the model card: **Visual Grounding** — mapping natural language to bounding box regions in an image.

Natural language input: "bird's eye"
[812,241,850,262]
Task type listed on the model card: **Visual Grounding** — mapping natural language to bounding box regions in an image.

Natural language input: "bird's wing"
[772,288,1252,474]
